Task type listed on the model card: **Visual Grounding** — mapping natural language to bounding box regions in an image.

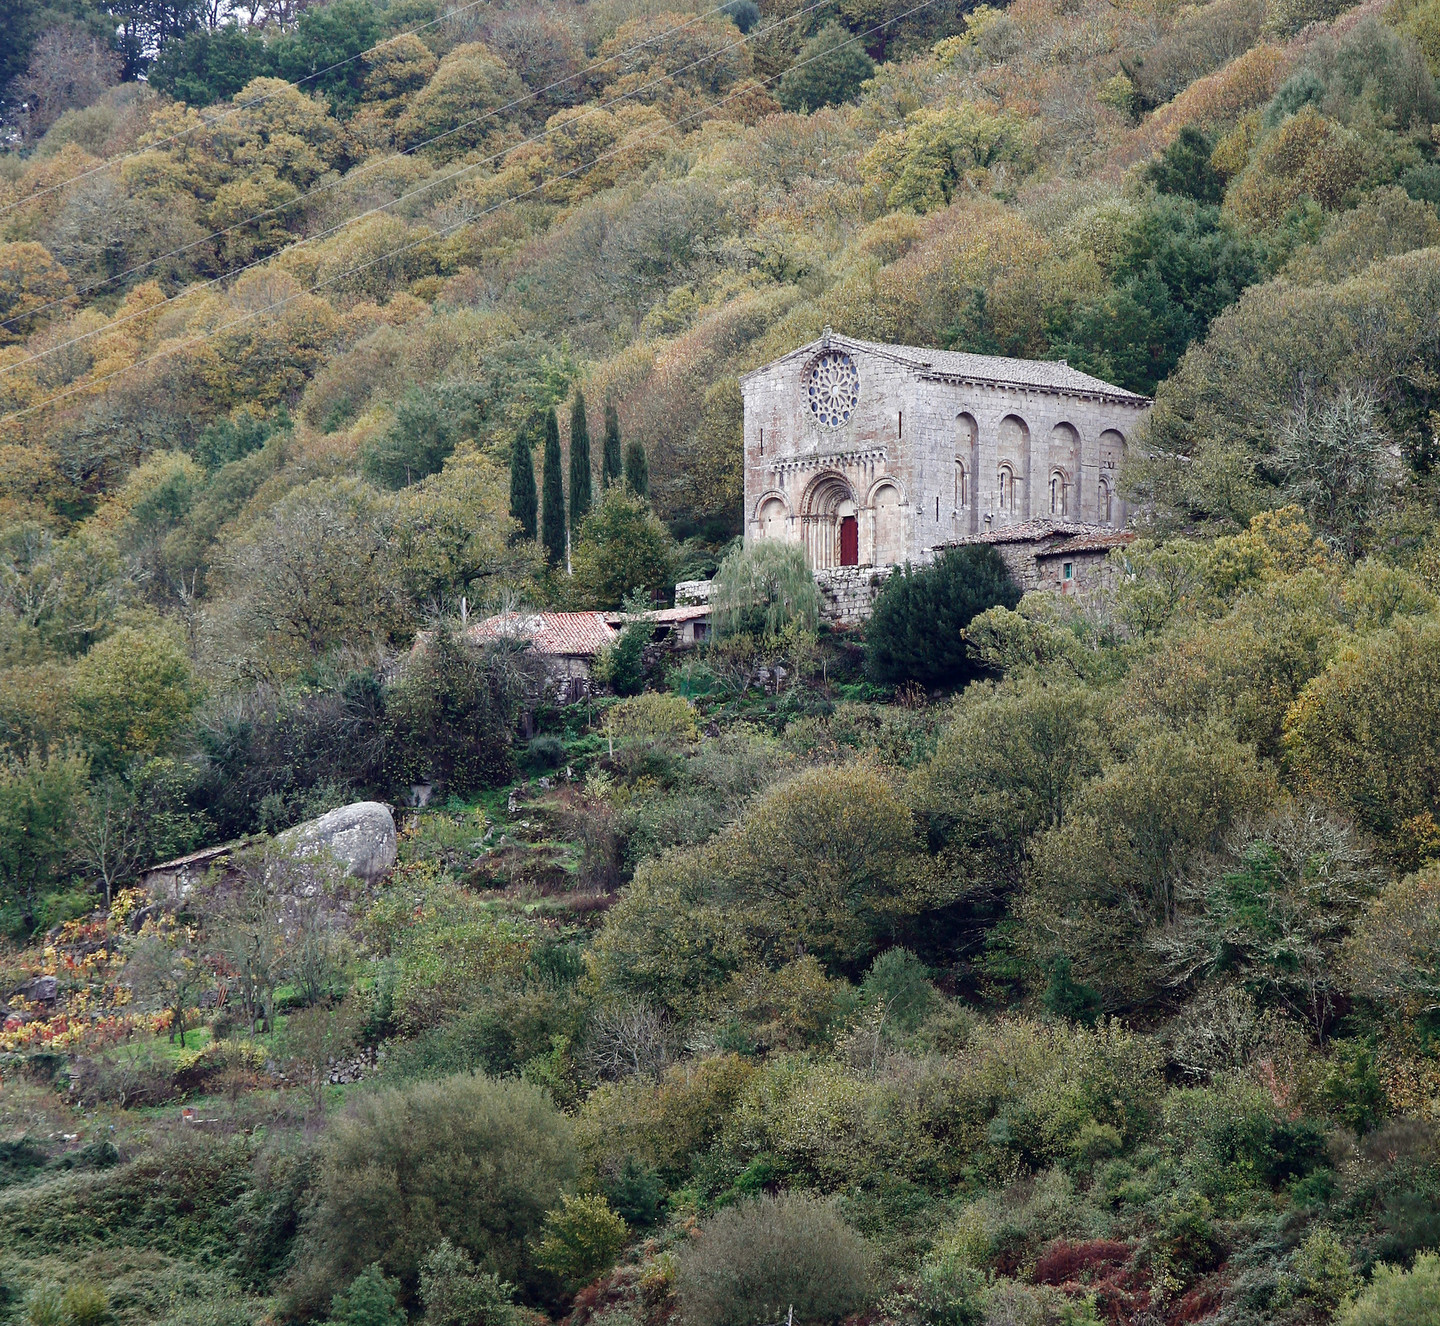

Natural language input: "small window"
[759,427,764,455]
[998,466,1014,511]
[935,495,940,521]
[955,461,968,510]
[1063,562,1074,580]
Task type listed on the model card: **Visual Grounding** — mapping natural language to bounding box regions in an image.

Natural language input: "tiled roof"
[937,519,1136,556]
[748,334,1151,404]
[940,519,1104,548]
[1035,530,1136,556]
[467,612,617,657]
[603,605,712,627]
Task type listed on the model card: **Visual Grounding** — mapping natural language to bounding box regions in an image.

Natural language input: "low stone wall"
[814,565,894,625]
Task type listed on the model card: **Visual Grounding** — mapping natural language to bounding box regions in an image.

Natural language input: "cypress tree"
[602,401,623,488]
[569,390,592,530]
[509,424,537,541]
[624,437,649,500]
[541,407,567,567]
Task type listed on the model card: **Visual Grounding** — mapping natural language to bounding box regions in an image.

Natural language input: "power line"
[1,0,833,367]
[2,0,942,426]
[1,0,758,332]
[0,0,742,219]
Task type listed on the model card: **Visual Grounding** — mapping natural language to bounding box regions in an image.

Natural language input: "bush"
[327,1266,407,1326]
[674,1192,874,1326]
[865,546,1021,688]
[419,1239,522,1326]
[533,1193,629,1289]
[292,1073,577,1310]
[606,694,700,742]
[386,624,528,796]
[1337,1252,1440,1326]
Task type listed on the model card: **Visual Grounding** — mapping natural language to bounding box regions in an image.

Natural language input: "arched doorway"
[800,472,856,569]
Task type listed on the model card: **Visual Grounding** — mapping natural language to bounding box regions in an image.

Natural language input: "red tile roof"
[467,612,617,657]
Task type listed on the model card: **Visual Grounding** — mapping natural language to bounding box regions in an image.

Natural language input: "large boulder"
[278,801,397,884]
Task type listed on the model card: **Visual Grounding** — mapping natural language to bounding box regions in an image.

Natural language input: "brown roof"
[938,519,1110,549]
[1035,530,1136,557]
[603,605,712,627]
[467,612,617,657]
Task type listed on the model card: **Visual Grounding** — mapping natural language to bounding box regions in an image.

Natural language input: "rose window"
[805,350,859,428]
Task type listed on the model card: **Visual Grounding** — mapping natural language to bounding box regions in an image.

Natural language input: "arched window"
[1050,470,1067,516]
[1099,478,1113,524]
[998,464,1014,511]
[955,460,968,510]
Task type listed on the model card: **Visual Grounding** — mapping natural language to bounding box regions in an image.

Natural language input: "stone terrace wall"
[815,565,894,625]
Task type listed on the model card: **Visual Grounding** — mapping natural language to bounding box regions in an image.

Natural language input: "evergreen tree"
[864,544,1021,688]
[541,408,567,567]
[602,402,623,489]
[509,426,537,542]
[624,438,649,500]
[569,391,593,531]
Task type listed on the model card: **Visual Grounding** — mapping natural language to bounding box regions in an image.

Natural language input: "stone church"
[740,332,1151,574]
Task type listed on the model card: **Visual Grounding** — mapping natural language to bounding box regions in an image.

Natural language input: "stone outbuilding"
[466,611,618,681]
[741,332,1150,580]
[938,519,1136,594]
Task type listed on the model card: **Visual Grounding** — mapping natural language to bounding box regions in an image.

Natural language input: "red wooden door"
[839,515,858,566]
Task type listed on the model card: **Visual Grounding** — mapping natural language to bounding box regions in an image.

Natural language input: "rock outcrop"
[278,801,397,883]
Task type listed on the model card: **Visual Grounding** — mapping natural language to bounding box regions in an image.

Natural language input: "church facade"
[740,332,1151,571]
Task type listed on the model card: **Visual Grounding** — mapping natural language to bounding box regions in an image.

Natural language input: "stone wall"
[741,335,1150,574]
[814,565,894,625]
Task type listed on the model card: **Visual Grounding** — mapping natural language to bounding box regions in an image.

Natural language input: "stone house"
[466,612,618,681]
[940,519,1136,594]
[740,332,1150,588]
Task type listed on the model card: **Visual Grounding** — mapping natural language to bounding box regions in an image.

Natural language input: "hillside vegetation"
[5,0,1440,1322]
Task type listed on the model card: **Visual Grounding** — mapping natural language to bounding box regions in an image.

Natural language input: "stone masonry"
[740,332,1151,586]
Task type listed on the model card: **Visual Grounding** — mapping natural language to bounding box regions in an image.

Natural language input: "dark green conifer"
[602,401,623,489]
[509,424,537,541]
[624,437,649,500]
[569,390,592,530]
[541,407,567,567]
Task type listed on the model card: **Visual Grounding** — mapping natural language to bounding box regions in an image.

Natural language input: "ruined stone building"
[740,332,1151,583]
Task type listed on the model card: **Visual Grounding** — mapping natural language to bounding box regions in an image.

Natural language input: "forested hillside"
[6,0,1440,1321]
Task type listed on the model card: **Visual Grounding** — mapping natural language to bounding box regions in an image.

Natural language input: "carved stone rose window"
[805,350,859,428]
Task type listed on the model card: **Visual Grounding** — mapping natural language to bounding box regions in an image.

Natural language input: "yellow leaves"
[1228,106,1371,223]
[361,33,438,106]
[395,42,525,162]
[0,242,71,345]
[68,625,199,765]
[864,102,1038,213]
[1283,614,1440,837]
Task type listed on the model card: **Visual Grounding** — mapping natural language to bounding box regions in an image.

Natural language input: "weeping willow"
[711,541,820,638]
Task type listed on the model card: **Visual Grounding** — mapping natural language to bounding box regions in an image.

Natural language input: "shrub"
[533,1193,629,1289]
[326,1266,407,1326]
[419,1239,522,1326]
[606,694,700,742]
[1337,1252,1440,1326]
[865,546,1020,688]
[674,1192,874,1326]
[292,1073,577,1309]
